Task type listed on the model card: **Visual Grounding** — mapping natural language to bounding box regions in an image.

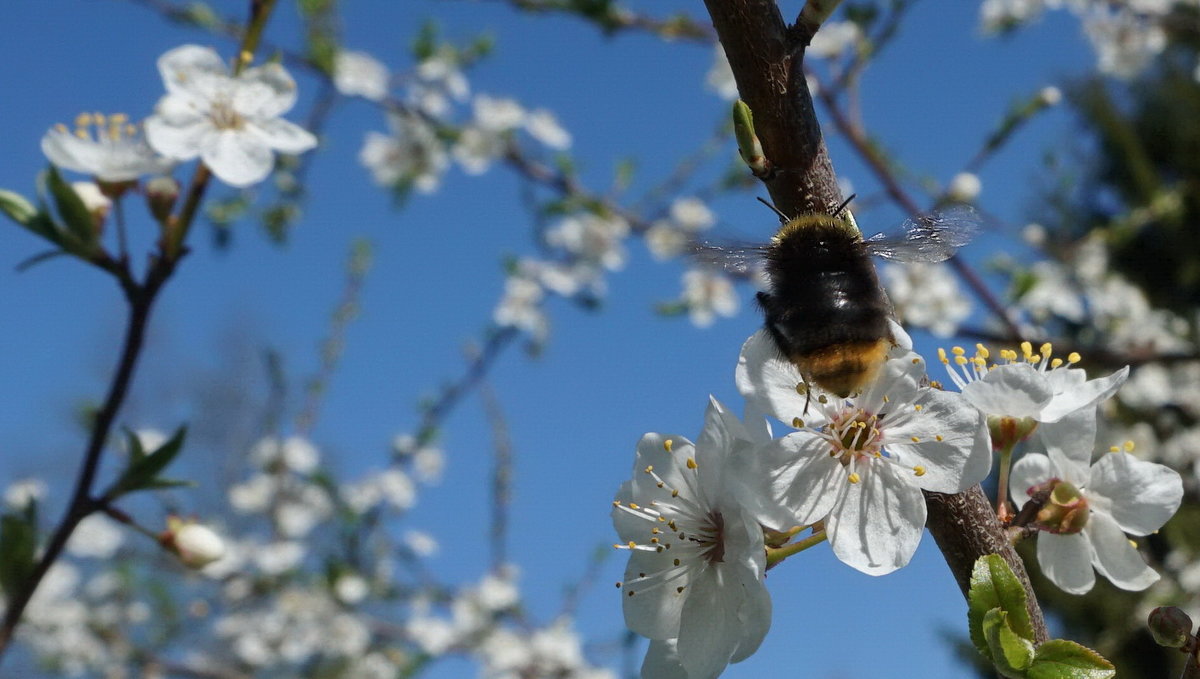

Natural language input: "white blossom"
[333,50,390,101]
[613,398,771,678]
[360,113,449,192]
[808,21,861,58]
[681,268,739,328]
[67,514,124,559]
[526,109,572,149]
[545,213,630,270]
[42,112,172,181]
[736,332,991,574]
[947,172,982,202]
[883,262,971,337]
[1011,449,1182,594]
[705,45,738,100]
[5,478,47,509]
[145,45,317,187]
[173,522,227,568]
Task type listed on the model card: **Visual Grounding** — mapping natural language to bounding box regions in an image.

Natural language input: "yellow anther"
[1124,440,1135,452]
[955,356,968,366]
[1050,358,1063,368]
[1067,352,1081,364]
[651,527,660,534]
[911,436,920,443]
[976,344,990,359]
[612,500,620,507]
[75,112,92,128]
[1020,341,1033,357]
[676,585,685,593]
[110,113,128,125]
[650,537,659,544]
[793,417,804,428]
[686,457,697,470]
[973,357,986,367]
[627,541,637,549]
[952,346,965,356]
[938,348,949,363]
[935,435,943,442]
[872,451,882,458]
[1128,539,1137,549]
[912,357,921,365]
[913,466,926,477]
[673,558,680,566]
[239,49,254,66]
[671,489,679,497]
[644,465,653,473]
[818,395,828,404]
[54,123,68,133]
[929,380,943,390]
[914,404,923,412]
[1029,354,1041,364]
[93,112,106,126]
[847,473,861,484]
[629,502,640,510]
[883,395,890,403]
[795,383,807,395]
[663,439,673,452]
[1040,342,1052,358]
[1109,445,1119,453]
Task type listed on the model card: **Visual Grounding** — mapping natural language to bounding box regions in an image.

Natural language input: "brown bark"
[702,0,1049,644]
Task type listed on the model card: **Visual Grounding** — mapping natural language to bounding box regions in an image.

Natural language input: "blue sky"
[0,1,1097,677]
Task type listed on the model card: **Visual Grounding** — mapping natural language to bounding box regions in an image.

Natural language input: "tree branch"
[701,0,1048,644]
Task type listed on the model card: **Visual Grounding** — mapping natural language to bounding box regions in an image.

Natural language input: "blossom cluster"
[613,323,1181,677]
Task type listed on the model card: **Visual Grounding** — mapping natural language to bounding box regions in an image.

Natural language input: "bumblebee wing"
[863,205,979,263]
[690,240,769,278]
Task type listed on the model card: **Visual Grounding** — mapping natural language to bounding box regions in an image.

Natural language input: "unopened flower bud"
[947,172,982,202]
[71,181,111,233]
[987,415,1039,451]
[1035,480,1089,534]
[160,517,226,569]
[1038,86,1062,107]
[145,175,180,224]
[1148,606,1194,649]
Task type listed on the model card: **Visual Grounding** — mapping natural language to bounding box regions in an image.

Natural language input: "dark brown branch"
[926,486,1050,643]
[702,0,1048,644]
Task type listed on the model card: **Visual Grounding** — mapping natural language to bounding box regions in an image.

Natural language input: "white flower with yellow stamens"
[41,112,172,182]
[145,45,317,188]
[939,341,1129,481]
[736,332,991,575]
[612,398,771,679]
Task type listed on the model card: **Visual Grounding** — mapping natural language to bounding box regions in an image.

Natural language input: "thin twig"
[477,370,513,571]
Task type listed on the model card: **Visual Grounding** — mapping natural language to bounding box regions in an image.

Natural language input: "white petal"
[41,130,105,175]
[201,130,274,187]
[1039,366,1129,422]
[960,363,1052,418]
[1086,511,1159,591]
[729,565,771,663]
[158,44,229,101]
[884,387,991,493]
[694,397,747,500]
[1037,532,1095,594]
[676,565,754,679]
[1039,408,1095,485]
[247,118,318,154]
[641,640,689,679]
[746,433,841,529]
[1009,453,1053,509]
[1086,453,1182,535]
[629,433,694,500]
[144,108,211,162]
[735,330,827,427]
[621,549,685,639]
[825,463,926,575]
[235,63,299,118]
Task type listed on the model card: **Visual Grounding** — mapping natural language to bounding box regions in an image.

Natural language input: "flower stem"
[766,530,827,569]
[996,442,1016,521]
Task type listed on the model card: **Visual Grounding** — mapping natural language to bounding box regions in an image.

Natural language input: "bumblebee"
[703,200,976,398]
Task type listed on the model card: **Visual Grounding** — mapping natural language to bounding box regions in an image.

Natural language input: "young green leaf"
[1026,640,1116,679]
[0,512,38,597]
[0,189,38,226]
[983,608,1036,678]
[104,426,188,499]
[969,554,1036,657]
[43,165,98,250]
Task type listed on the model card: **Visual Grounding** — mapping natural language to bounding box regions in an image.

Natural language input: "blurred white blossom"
[5,478,47,510]
[883,262,971,337]
[42,112,172,182]
[545,213,630,270]
[360,113,449,192]
[525,109,572,149]
[681,268,739,327]
[67,515,124,559]
[705,45,738,100]
[808,20,861,57]
[334,50,390,101]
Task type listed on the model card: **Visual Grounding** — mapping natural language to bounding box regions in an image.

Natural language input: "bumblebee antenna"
[833,194,857,217]
[756,196,790,224]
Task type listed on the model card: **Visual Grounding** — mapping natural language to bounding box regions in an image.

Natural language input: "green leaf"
[983,608,1035,678]
[0,512,38,597]
[1027,640,1116,679]
[44,165,97,250]
[105,426,188,499]
[0,189,38,225]
[969,554,1036,656]
[124,428,148,463]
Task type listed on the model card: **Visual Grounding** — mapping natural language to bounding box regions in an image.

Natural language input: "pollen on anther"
[912,357,920,365]
[955,356,968,366]
[847,473,861,484]
[686,457,698,470]
[1050,358,1063,368]
[914,404,923,411]
[1124,440,1136,452]
[1067,352,1081,364]
[671,489,679,497]
[913,466,926,476]
[911,436,920,443]
[673,558,681,566]
[663,440,673,453]
[976,344,990,359]
[612,500,620,507]
[793,417,804,428]
[627,541,637,549]
[935,435,943,442]
[644,465,653,474]
[676,586,685,594]
[629,502,641,510]
[938,348,949,364]
[952,346,965,356]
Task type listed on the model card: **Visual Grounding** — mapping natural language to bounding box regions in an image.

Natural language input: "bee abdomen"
[789,339,892,398]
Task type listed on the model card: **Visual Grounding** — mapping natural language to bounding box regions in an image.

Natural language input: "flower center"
[830,411,883,466]
[210,99,246,131]
[57,111,140,145]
